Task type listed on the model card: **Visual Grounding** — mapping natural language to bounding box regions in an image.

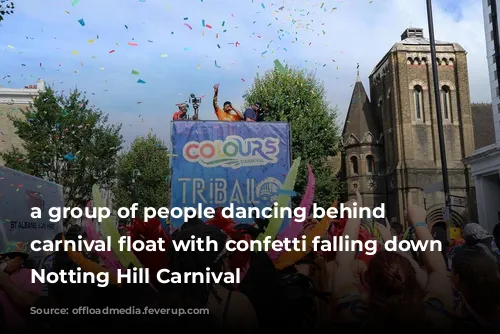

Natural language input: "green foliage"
[244,67,344,207]
[1,87,123,218]
[113,134,170,219]
[0,1,14,23]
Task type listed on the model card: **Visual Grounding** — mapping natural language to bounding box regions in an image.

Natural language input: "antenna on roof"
[356,63,360,82]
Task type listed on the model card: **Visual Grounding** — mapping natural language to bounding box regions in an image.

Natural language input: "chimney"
[401,28,424,40]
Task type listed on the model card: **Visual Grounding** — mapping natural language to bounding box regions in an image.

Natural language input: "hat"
[0,241,30,258]
[254,102,262,108]
[463,223,491,241]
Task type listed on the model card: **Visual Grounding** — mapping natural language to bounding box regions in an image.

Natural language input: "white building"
[464,0,500,233]
[0,79,45,164]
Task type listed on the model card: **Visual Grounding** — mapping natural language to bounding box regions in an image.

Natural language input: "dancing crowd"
[0,193,499,333]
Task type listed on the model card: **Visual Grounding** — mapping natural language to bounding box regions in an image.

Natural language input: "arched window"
[350,156,358,175]
[441,86,451,120]
[413,85,423,120]
[366,155,375,174]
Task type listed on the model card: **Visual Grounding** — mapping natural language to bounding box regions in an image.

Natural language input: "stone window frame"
[366,154,376,175]
[413,85,424,121]
[441,85,452,122]
[349,155,359,176]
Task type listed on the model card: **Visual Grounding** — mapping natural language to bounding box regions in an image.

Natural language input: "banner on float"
[0,166,64,259]
[170,121,292,229]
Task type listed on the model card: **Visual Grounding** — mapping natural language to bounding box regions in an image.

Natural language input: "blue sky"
[0,0,488,146]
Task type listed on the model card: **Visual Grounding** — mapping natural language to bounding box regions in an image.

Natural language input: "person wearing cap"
[213,83,243,121]
[243,102,262,122]
[462,223,500,264]
[173,103,188,121]
[0,241,43,331]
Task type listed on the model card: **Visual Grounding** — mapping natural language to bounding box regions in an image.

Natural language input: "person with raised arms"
[213,84,244,122]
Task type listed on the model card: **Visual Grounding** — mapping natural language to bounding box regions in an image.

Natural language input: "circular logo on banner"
[256,177,283,206]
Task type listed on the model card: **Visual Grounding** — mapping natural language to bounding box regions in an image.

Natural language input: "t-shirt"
[0,268,43,330]
[172,111,186,120]
[214,106,242,122]
[243,108,256,121]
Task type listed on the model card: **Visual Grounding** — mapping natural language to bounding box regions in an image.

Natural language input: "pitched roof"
[342,77,379,143]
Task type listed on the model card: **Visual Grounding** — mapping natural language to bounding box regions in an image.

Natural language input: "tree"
[0,1,14,23]
[113,134,170,219]
[244,67,344,208]
[1,87,123,222]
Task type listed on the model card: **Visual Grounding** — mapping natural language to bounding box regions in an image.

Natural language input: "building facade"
[340,28,477,230]
[0,79,45,165]
[464,0,500,233]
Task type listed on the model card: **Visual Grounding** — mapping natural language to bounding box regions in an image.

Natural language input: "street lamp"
[131,169,141,203]
[426,0,451,222]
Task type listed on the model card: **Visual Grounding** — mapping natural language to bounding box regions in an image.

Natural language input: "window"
[497,86,500,97]
[489,0,491,6]
[497,103,500,113]
[490,13,493,23]
[494,54,497,63]
[495,70,498,80]
[492,31,495,41]
[413,85,423,120]
[350,157,359,175]
[441,86,451,120]
[366,155,375,174]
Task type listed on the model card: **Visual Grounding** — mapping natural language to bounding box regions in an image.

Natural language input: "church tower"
[368,28,475,227]
[341,67,385,208]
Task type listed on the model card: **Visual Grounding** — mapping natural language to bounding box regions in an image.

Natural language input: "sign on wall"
[170,121,291,229]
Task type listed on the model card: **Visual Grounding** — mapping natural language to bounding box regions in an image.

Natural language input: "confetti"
[202,19,205,27]
[131,70,139,75]
[183,17,188,20]
[109,50,115,53]
[78,18,85,26]
[72,0,79,5]
[217,44,220,48]
[184,23,192,30]
[71,50,79,55]
[160,53,168,57]
[7,45,14,49]
[125,25,128,29]
[206,24,212,29]
[128,42,138,46]
[278,189,296,196]
[215,60,221,68]
[88,39,95,43]
[274,59,286,73]
[261,3,265,9]
[222,21,225,26]
[137,79,146,84]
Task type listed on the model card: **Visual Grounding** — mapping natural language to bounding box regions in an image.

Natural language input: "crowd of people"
[0,193,499,333]
[172,84,265,122]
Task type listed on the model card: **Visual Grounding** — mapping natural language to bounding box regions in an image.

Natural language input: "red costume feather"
[206,208,252,285]
[127,217,171,278]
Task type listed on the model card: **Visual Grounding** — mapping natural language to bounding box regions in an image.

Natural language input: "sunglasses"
[0,254,17,260]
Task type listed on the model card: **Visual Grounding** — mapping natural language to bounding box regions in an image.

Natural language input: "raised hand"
[213,83,219,91]
[405,192,427,227]
[376,218,392,242]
